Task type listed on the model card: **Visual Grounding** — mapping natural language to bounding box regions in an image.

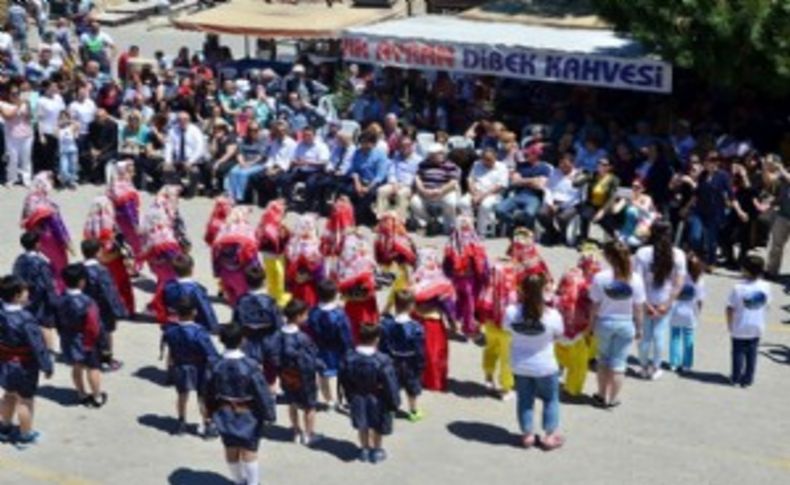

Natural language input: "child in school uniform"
[275,299,324,445]
[374,212,417,313]
[726,255,771,388]
[340,324,401,464]
[379,290,426,421]
[162,297,220,438]
[55,264,107,408]
[0,276,54,449]
[163,254,220,334]
[12,232,59,351]
[81,239,128,372]
[307,279,354,410]
[204,324,277,485]
[256,199,291,307]
[285,215,325,307]
[337,229,379,344]
[669,252,705,373]
[233,266,284,390]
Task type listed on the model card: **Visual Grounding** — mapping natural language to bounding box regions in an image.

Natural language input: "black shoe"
[202,421,219,440]
[174,418,188,436]
[90,392,108,408]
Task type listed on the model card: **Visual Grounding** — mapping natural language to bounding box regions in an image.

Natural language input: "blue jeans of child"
[639,312,671,369]
[514,373,559,435]
[59,150,79,185]
[668,327,695,369]
[731,338,759,386]
[495,191,542,231]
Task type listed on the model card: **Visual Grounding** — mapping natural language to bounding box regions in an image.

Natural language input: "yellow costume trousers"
[554,337,590,396]
[264,254,291,307]
[482,322,514,391]
[384,264,411,313]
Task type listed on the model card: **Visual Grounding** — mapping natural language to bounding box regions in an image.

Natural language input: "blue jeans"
[514,373,559,435]
[688,214,722,265]
[226,164,266,202]
[669,326,695,369]
[638,312,670,368]
[59,150,79,185]
[731,338,759,386]
[495,191,542,231]
[595,316,636,372]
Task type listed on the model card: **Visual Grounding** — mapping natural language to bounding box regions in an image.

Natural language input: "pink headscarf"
[286,214,322,267]
[336,229,377,295]
[107,161,140,207]
[21,172,56,229]
[213,206,258,267]
[413,247,456,304]
[83,195,117,246]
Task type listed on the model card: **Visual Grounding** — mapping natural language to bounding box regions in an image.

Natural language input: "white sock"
[243,460,260,485]
[227,461,244,484]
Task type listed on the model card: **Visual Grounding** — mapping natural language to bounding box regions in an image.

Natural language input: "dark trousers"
[689,214,722,266]
[537,204,578,245]
[207,159,237,196]
[251,170,289,207]
[162,162,208,198]
[731,337,759,387]
[33,132,59,175]
[81,150,116,184]
[134,155,163,191]
[578,203,618,242]
[337,176,379,225]
[283,169,330,214]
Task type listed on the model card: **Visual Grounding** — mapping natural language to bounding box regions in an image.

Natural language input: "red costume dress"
[256,200,290,307]
[508,228,552,285]
[107,161,143,272]
[285,215,324,307]
[204,196,234,247]
[476,258,518,391]
[443,215,489,337]
[211,207,261,306]
[320,196,355,280]
[374,212,417,311]
[337,230,378,343]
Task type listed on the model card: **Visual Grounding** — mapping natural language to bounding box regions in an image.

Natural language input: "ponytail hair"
[519,273,546,333]
[650,220,674,287]
[603,240,631,281]
[686,251,705,283]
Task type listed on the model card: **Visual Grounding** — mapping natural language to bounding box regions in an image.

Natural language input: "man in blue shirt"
[495,143,551,234]
[338,131,389,225]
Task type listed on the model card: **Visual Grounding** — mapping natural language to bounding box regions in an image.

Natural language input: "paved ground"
[0,184,788,485]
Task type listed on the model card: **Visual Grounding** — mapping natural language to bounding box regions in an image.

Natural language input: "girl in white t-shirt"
[589,240,646,408]
[669,253,705,372]
[505,274,565,450]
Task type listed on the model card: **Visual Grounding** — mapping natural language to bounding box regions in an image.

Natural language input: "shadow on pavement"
[446,421,520,448]
[560,391,597,407]
[447,378,495,399]
[168,468,235,485]
[677,370,731,386]
[138,413,181,435]
[261,423,297,443]
[37,385,80,407]
[309,435,360,462]
[133,365,171,387]
[760,343,790,365]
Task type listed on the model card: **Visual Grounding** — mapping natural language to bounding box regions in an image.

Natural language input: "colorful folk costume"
[107,161,143,273]
[211,207,262,306]
[476,258,518,393]
[320,196,355,280]
[443,215,489,338]
[337,230,379,343]
[554,245,602,396]
[412,248,456,392]
[285,215,324,307]
[204,196,234,248]
[141,199,184,324]
[374,211,417,313]
[508,227,552,284]
[256,200,291,307]
[83,195,135,315]
[20,173,71,293]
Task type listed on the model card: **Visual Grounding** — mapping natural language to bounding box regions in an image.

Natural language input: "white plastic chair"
[416,132,436,156]
[339,119,361,140]
[447,135,473,151]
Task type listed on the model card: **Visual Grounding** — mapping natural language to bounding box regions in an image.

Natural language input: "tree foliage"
[593,0,790,95]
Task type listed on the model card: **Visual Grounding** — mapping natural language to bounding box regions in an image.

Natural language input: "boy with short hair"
[204,324,277,485]
[275,298,323,445]
[81,238,128,371]
[340,323,401,464]
[55,264,107,408]
[163,254,219,334]
[308,279,353,410]
[0,275,54,449]
[12,232,59,351]
[726,255,771,388]
[162,296,220,437]
[379,290,426,421]
[232,266,283,390]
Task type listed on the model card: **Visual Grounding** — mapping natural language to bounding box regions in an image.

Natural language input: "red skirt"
[39,230,68,293]
[218,267,248,307]
[420,317,449,392]
[104,256,135,315]
[149,261,176,324]
[345,298,379,344]
[289,281,318,307]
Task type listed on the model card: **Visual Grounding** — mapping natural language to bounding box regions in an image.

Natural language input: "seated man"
[410,144,461,235]
[285,125,330,213]
[495,142,550,235]
[163,110,206,197]
[458,148,508,237]
[251,120,296,208]
[84,107,118,184]
[376,136,420,221]
[337,131,389,225]
[538,151,582,246]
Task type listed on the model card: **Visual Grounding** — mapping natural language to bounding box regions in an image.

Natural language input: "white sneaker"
[500,391,515,402]
[651,369,664,381]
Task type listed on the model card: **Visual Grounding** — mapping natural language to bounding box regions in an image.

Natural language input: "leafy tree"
[593,0,790,95]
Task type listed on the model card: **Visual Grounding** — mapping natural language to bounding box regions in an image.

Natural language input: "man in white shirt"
[285,125,330,213]
[252,120,296,207]
[376,136,419,221]
[68,84,96,149]
[458,148,509,236]
[164,111,206,197]
[538,152,582,246]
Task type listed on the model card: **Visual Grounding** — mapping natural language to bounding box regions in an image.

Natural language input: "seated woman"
[226,121,267,203]
[577,158,620,242]
[612,178,659,248]
[119,111,149,162]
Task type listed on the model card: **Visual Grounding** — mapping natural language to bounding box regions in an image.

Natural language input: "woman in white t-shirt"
[634,221,686,380]
[505,274,565,450]
[589,240,646,408]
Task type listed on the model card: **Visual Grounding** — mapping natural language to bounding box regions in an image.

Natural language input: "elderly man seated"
[410,143,461,235]
[458,147,509,237]
[376,136,421,221]
[538,151,582,246]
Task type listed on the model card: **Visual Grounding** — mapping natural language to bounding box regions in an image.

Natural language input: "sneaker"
[78,394,93,407]
[90,392,108,408]
[202,422,219,440]
[173,419,188,436]
[484,379,495,391]
[650,369,664,381]
[304,433,324,447]
[0,424,14,443]
[324,400,337,412]
[292,429,304,444]
[500,391,516,402]
[407,409,425,423]
[358,448,371,463]
[14,430,42,450]
[370,448,387,464]
[640,367,651,379]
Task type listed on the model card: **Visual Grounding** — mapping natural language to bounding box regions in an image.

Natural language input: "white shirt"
[293,139,330,169]
[671,275,705,328]
[265,136,297,172]
[545,167,581,209]
[469,160,509,195]
[68,98,97,135]
[589,270,647,319]
[0,32,13,52]
[165,123,206,165]
[727,279,771,339]
[634,246,687,305]
[37,94,65,135]
[505,305,564,377]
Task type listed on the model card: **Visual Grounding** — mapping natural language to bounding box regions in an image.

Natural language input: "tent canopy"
[342,15,672,93]
[173,0,404,39]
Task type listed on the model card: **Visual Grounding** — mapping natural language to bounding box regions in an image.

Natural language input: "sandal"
[542,434,565,451]
[521,434,536,449]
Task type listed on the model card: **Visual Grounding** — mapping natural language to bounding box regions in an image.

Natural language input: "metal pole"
[244,35,250,58]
